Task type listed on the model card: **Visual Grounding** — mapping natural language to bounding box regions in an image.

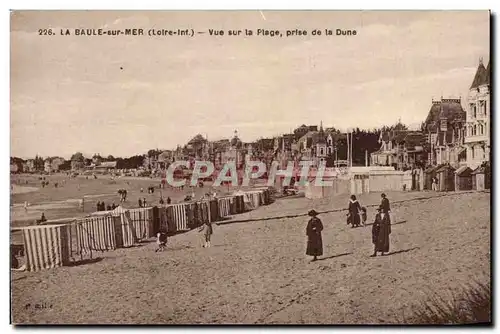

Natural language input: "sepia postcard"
[10,10,491,325]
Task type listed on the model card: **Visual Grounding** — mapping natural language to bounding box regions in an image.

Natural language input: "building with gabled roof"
[464,58,490,169]
[296,122,343,166]
[423,97,467,168]
[371,130,426,170]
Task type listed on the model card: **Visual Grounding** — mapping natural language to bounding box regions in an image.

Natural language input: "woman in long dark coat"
[347,195,362,227]
[371,206,391,256]
[306,209,323,262]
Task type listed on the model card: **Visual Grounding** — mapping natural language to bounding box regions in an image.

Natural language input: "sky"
[10,10,490,159]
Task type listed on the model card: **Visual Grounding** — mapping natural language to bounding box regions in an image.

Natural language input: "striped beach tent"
[156,206,176,233]
[192,201,210,227]
[218,197,232,217]
[233,195,245,213]
[246,191,262,208]
[167,203,190,231]
[128,207,155,240]
[112,206,137,247]
[206,199,220,223]
[21,224,71,272]
[75,215,117,253]
[185,203,196,229]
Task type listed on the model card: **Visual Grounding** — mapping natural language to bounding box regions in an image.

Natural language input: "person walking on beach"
[166,197,171,205]
[199,220,213,248]
[370,206,391,257]
[138,198,142,208]
[306,209,323,262]
[155,229,168,252]
[347,195,362,228]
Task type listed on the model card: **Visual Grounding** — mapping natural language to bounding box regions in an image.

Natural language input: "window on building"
[320,148,324,156]
[440,119,447,131]
[473,104,477,118]
[472,147,475,159]
[485,101,488,117]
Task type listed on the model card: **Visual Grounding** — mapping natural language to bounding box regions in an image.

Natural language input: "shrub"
[405,280,490,324]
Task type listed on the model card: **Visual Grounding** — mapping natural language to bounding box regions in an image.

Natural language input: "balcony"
[464,134,489,144]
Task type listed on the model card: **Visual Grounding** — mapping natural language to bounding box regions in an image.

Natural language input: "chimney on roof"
[479,57,484,65]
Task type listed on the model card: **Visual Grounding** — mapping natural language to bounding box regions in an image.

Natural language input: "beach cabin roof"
[455,166,473,176]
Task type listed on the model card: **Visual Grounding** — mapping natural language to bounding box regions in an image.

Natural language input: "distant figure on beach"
[143,197,147,207]
[36,213,47,225]
[112,203,117,210]
[155,229,168,252]
[347,195,362,228]
[24,201,28,212]
[159,197,164,205]
[96,201,101,212]
[166,197,171,205]
[306,209,323,262]
[361,207,367,226]
[199,220,213,248]
[431,177,438,191]
[371,206,391,257]
[380,193,391,222]
[140,188,144,193]
[138,198,143,208]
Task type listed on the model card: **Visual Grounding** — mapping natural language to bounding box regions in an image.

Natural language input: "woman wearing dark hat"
[306,209,323,262]
[370,205,391,257]
[347,195,362,228]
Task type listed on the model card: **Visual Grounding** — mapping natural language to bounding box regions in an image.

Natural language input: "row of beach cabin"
[424,162,491,192]
[12,188,272,272]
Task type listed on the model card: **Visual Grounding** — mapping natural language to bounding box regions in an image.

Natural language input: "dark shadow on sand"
[385,247,420,256]
[316,252,352,261]
[365,220,407,227]
[68,257,104,267]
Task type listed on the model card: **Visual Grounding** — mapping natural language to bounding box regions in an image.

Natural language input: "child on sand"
[361,207,367,227]
[155,230,167,252]
[199,221,213,248]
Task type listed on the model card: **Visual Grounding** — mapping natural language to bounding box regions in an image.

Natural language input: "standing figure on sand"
[306,209,323,262]
[199,220,213,248]
[347,195,363,227]
[371,205,391,257]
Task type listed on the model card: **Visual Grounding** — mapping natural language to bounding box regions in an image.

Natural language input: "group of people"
[155,217,213,252]
[306,193,393,262]
[158,196,172,205]
[138,197,148,208]
[117,189,128,202]
[96,201,117,211]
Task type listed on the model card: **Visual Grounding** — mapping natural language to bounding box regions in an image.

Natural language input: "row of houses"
[11,157,67,174]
